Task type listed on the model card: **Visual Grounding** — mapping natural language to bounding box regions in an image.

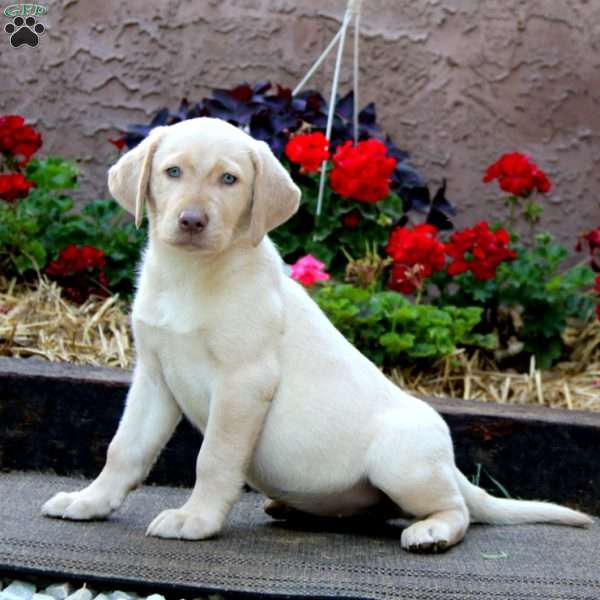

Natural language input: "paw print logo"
[4,15,45,48]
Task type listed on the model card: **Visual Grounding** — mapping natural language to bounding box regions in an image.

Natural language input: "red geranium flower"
[108,137,126,151]
[0,114,42,164]
[228,84,253,103]
[45,244,106,276]
[330,139,396,203]
[483,152,550,197]
[388,263,428,295]
[386,224,446,294]
[446,222,516,281]
[576,226,600,272]
[342,210,361,228]
[583,228,600,250]
[0,172,34,202]
[45,245,109,303]
[0,115,25,153]
[284,132,329,173]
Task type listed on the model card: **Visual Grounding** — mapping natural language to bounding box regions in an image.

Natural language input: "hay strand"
[0,277,133,368]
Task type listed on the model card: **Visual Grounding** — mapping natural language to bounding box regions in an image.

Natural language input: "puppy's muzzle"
[178,209,209,234]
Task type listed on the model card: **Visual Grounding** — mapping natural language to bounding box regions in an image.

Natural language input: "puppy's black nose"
[178,210,209,233]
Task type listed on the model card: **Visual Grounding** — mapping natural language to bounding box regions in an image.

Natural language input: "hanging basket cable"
[292,0,363,218]
[352,5,360,143]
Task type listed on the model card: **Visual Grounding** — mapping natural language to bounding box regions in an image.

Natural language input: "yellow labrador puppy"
[42,118,591,552]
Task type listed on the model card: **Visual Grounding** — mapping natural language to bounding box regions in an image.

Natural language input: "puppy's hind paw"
[263,499,300,520]
[401,520,451,554]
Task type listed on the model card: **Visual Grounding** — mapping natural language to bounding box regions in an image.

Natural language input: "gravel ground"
[0,579,223,600]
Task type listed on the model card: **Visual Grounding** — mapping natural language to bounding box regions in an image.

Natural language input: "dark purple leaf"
[231,103,260,125]
[431,179,456,216]
[175,98,190,121]
[211,90,240,111]
[291,98,307,112]
[308,112,328,129]
[358,102,376,125]
[263,94,292,112]
[401,185,430,213]
[393,214,409,229]
[126,123,153,137]
[427,206,454,231]
[122,132,145,149]
[150,108,170,127]
[385,138,410,162]
[249,110,274,141]
[336,90,355,120]
[186,102,204,119]
[253,80,272,95]
[268,133,288,158]
[272,111,300,133]
[202,98,240,123]
[393,162,426,190]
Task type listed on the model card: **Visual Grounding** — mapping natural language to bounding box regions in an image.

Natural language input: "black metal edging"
[1,357,599,514]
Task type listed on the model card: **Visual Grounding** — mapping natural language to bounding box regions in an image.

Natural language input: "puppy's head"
[108,117,300,253]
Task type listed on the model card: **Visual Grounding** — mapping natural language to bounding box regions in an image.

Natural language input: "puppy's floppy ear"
[107,127,165,228]
[249,140,301,246]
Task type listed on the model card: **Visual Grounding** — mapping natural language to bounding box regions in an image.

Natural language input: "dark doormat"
[0,473,598,600]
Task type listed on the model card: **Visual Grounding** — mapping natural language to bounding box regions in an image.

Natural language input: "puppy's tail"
[455,469,593,527]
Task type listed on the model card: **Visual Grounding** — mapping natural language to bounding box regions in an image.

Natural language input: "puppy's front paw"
[42,490,116,520]
[146,508,221,540]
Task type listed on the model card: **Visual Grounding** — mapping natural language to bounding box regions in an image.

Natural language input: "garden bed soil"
[1,356,599,516]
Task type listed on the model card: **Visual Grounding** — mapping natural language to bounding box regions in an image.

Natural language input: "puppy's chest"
[151,328,217,432]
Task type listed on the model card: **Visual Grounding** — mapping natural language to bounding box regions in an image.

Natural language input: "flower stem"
[415,285,423,305]
[507,196,517,230]
[528,220,536,245]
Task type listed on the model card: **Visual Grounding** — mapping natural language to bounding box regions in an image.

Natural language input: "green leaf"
[13,254,34,274]
[26,157,79,190]
[409,343,438,358]
[25,239,46,268]
[379,332,415,354]
[390,305,418,324]
[483,468,512,498]
[464,333,497,350]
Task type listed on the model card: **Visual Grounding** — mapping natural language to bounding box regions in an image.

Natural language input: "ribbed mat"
[0,473,598,600]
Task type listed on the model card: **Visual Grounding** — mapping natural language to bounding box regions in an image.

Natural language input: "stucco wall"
[1,0,599,247]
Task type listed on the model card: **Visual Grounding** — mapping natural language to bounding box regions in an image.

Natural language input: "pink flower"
[290,255,330,286]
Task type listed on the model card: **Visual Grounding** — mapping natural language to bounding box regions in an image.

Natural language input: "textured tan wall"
[1,0,599,247]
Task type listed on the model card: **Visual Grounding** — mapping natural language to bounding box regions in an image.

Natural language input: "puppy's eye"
[166,166,182,178]
[222,173,237,185]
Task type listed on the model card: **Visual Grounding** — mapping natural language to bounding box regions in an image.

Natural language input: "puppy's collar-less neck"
[145,235,275,287]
